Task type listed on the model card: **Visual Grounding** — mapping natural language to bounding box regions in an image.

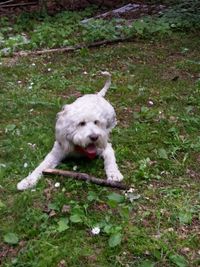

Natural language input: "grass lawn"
[0,32,200,267]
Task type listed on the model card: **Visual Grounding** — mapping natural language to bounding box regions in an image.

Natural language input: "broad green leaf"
[158,148,168,159]
[103,224,113,234]
[48,203,59,211]
[107,193,124,203]
[87,191,99,202]
[127,85,135,91]
[57,218,69,232]
[4,233,19,245]
[108,233,122,247]
[178,212,192,225]
[5,124,16,132]
[169,254,188,267]
[141,106,149,113]
[70,214,82,223]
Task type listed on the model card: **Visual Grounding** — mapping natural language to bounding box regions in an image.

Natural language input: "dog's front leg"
[17,141,67,190]
[102,143,123,182]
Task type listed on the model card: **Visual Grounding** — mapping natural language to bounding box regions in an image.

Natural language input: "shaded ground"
[0,32,200,266]
[0,0,166,17]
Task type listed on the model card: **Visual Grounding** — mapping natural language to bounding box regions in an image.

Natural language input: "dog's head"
[55,95,116,153]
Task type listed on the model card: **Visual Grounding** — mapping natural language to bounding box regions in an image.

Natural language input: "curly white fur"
[17,71,123,190]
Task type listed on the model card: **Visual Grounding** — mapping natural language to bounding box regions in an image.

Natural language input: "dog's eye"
[79,121,86,127]
[94,120,99,125]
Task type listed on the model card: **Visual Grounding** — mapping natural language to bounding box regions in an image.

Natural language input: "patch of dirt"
[0,0,130,16]
[176,218,200,241]
[2,56,20,67]
[118,106,133,128]
[0,0,39,16]
[57,91,83,100]
[186,169,200,180]
[92,202,109,211]
[0,0,166,20]
[162,68,195,82]
[0,241,26,265]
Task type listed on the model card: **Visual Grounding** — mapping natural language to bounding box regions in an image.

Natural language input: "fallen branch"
[43,168,129,190]
[14,45,75,56]
[13,37,133,57]
[81,2,165,23]
[0,0,14,6]
[81,3,143,23]
[0,2,37,8]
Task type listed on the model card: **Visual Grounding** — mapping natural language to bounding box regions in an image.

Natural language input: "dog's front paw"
[107,169,124,182]
[17,176,38,191]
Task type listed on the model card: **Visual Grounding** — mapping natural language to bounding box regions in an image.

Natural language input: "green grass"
[0,32,200,267]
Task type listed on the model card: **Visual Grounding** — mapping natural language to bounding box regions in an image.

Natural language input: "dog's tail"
[97,71,111,97]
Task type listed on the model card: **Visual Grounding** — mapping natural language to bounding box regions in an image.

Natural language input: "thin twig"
[0,0,13,6]
[43,168,129,190]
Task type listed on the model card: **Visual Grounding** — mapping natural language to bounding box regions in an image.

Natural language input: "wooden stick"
[13,37,133,57]
[43,168,129,190]
[0,0,14,6]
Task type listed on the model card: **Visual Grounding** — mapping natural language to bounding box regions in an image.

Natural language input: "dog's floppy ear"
[56,104,69,120]
[106,114,117,130]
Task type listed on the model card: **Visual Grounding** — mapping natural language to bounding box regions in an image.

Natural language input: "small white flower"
[17,80,22,84]
[166,227,174,232]
[0,163,6,168]
[91,227,100,235]
[83,71,88,75]
[31,63,36,66]
[148,100,154,106]
[30,82,34,86]
[54,182,60,188]
[27,142,36,149]
[73,165,78,171]
[28,86,32,90]
[47,68,51,72]
[29,108,34,112]
[23,162,28,168]
[182,47,189,53]
[127,187,135,193]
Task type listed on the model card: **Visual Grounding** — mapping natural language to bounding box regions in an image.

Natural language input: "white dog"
[17,71,123,190]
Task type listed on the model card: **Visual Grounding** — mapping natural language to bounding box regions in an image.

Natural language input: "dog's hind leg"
[17,141,67,190]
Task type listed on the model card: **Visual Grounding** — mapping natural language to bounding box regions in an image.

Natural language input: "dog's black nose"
[89,134,99,142]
